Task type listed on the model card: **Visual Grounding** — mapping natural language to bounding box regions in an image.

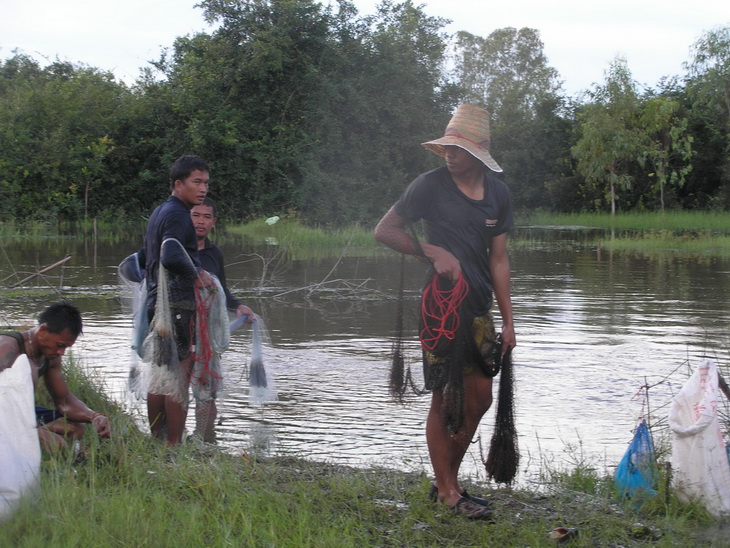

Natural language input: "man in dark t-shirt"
[141,155,215,446]
[375,104,516,520]
[190,197,254,441]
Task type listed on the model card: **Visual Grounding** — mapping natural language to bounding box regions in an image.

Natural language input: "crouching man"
[0,302,111,451]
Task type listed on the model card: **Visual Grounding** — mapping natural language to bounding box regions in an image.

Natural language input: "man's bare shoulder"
[0,334,21,371]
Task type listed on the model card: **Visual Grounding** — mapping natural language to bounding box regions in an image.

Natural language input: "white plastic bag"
[0,354,41,521]
[668,359,730,517]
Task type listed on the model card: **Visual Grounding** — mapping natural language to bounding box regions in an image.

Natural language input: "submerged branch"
[10,255,72,288]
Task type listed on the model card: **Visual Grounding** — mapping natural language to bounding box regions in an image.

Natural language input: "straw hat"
[422,104,502,173]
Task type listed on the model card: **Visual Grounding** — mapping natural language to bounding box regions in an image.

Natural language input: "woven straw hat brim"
[422,140,503,173]
[421,104,502,173]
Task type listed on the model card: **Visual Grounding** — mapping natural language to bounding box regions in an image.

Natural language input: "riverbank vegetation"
[0,359,722,546]
[2,1,730,228]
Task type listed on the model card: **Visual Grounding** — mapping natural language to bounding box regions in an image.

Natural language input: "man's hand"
[196,269,216,289]
[91,414,111,438]
[38,427,67,452]
[500,324,516,354]
[236,305,255,323]
[422,243,461,283]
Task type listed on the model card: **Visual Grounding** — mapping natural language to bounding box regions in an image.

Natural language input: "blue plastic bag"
[615,420,658,500]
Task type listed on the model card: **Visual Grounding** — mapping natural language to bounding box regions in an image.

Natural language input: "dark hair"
[201,197,217,217]
[169,155,209,190]
[38,302,83,337]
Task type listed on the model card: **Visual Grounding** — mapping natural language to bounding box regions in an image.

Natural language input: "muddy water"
[2,231,729,486]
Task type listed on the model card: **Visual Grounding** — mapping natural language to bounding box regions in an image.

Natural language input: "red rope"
[419,272,469,352]
[190,285,222,386]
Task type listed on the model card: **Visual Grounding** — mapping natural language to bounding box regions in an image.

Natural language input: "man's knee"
[464,375,493,417]
[466,393,493,417]
[43,417,85,439]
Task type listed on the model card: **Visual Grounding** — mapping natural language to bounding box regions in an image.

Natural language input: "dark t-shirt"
[142,195,200,309]
[394,166,514,315]
[198,238,241,311]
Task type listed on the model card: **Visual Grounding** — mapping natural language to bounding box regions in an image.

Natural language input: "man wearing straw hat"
[375,104,516,520]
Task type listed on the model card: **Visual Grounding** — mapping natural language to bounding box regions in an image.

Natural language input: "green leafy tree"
[639,96,693,211]
[0,56,130,222]
[450,27,571,209]
[683,26,730,208]
[572,58,645,215]
[148,0,450,224]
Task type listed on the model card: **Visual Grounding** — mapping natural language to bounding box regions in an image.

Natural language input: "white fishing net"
[190,274,229,403]
[248,314,277,407]
[117,252,148,401]
[143,247,187,405]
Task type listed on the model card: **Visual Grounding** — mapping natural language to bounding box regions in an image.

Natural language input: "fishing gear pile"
[389,254,422,402]
[420,271,472,433]
[120,238,231,408]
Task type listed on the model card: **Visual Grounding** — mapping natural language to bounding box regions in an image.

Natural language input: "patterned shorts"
[423,313,500,390]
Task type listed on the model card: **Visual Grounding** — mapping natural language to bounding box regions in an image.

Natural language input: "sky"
[3,0,728,96]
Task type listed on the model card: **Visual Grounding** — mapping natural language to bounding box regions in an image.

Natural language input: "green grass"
[5,210,730,260]
[225,215,375,248]
[0,218,145,242]
[521,210,730,233]
[515,211,730,257]
[1,359,723,546]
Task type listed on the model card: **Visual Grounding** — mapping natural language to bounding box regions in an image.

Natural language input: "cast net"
[117,252,148,401]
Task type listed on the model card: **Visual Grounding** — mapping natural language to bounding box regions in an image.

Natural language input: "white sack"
[668,359,730,517]
[0,354,41,521]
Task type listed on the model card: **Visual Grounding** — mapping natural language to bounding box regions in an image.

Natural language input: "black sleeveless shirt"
[1,332,50,377]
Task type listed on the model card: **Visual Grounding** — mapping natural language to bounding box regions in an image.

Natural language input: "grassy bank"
[226,216,375,249]
[3,211,730,258]
[520,211,730,233]
[1,361,722,547]
[228,211,730,258]
[515,211,730,257]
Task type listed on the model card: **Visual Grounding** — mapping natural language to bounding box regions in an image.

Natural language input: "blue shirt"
[142,195,200,309]
[198,238,242,311]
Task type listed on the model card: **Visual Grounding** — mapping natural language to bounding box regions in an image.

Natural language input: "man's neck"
[24,328,39,363]
[197,236,206,251]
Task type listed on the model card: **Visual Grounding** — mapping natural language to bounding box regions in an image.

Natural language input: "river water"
[2,228,729,487]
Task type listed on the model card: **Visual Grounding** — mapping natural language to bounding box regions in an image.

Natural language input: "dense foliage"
[1,0,729,225]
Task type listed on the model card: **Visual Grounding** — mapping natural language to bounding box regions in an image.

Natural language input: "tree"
[149,0,451,224]
[0,56,130,222]
[639,96,693,211]
[451,27,561,117]
[683,26,730,208]
[572,58,645,215]
[450,27,571,209]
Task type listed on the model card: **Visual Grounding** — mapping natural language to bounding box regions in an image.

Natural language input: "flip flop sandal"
[452,496,493,521]
[429,485,493,509]
[462,489,493,508]
[549,527,579,543]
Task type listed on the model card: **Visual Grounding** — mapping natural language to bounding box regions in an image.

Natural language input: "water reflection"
[1,233,729,486]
